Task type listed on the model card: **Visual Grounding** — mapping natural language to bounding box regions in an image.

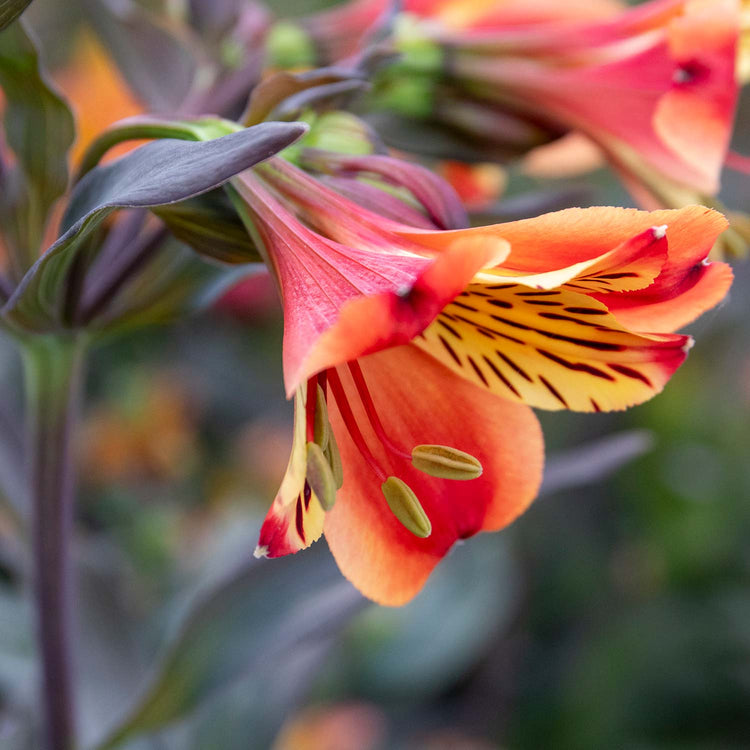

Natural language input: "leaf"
[153,190,260,264]
[243,67,367,126]
[540,430,655,497]
[0,0,32,30]
[75,115,219,180]
[1,122,307,332]
[338,534,519,699]
[83,0,196,110]
[94,238,248,334]
[92,546,365,749]
[0,20,75,268]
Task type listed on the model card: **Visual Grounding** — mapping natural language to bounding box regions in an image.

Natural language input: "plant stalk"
[22,335,86,750]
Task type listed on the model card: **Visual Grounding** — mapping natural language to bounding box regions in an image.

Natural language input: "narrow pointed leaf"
[75,115,220,180]
[153,190,260,264]
[0,20,75,265]
[1,122,307,332]
[540,430,655,497]
[96,239,247,334]
[92,549,364,749]
[84,0,195,110]
[0,0,32,30]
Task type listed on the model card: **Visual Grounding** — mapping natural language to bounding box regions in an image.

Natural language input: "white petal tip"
[253,545,269,559]
[651,225,668,240]
[682,337,695,353]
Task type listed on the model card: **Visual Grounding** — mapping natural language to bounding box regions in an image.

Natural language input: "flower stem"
[22,335,86,750]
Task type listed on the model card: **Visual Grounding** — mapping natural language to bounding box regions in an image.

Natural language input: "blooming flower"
[236,150,731,605]
[303,0,744,248]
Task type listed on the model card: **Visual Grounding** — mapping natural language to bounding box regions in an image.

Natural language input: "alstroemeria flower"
[238,154,731,605]
[304,0,743,235]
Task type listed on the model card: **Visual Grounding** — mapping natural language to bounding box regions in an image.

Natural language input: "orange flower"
[306,0,742,219]
[233,153,731,604]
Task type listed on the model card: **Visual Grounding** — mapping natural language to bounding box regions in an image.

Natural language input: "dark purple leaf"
[0,20,74,267]
[541,430,655,497]
[2,122,307,331]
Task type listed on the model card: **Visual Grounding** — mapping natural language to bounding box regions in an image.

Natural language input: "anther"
[412,444,483,480]
[325,429,344,489]
[381,476,432,538]
[314,384,330,450]
[306,442,337,511]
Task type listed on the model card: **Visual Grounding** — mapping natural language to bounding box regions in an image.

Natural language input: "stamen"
[347,361,412,461]
[314,384,330,450]
[381,476,432,538]
[327,368,387,482]
[306,442,337,510]
[305,378,317,444]
[412,445,483,480]
[325,428,344,488]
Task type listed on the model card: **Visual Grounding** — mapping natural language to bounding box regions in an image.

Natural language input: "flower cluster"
[302,0,749,253]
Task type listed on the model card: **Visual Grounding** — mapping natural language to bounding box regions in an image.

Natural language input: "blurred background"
[1,1,749,748]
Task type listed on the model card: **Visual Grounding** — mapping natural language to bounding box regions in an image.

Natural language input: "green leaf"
[92,548,364,749]
[93,238,247,334]
[1,122,307,333]
[153,190,261,264]
[0,20,75,272]
[0,0,32,30]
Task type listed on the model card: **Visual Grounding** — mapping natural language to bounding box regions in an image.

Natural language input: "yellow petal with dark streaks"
[415,283,690,412]
[256,387,326,557]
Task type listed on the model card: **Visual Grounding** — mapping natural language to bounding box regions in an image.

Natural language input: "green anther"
[306,442,337,511]
[314,384,330,451]
[381,477,432,538]
[412,445,483,480]
[325,429,344,489]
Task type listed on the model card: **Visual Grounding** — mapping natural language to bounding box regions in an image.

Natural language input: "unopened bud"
[306,442,337,511]
[381,476,432,538]
[325,429,344,489]
[412,445,483,480]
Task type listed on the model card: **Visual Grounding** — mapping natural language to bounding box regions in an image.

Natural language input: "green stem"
[22,335,86,750]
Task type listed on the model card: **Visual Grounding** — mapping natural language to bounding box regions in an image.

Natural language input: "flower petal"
[256,389,326,557]
[324,345,543,605]
[653,0,740,191]
[415,283,691,412]
[475,224,668,293]
[294,232,510,392]
[399,205,725,274]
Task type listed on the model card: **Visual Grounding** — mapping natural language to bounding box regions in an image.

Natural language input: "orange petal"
[654,0,740,193]
[324,345,543,605]
[596,258,734,332]
[400,205,725,273]
[289,232,509,394]
[477,223,668,293]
